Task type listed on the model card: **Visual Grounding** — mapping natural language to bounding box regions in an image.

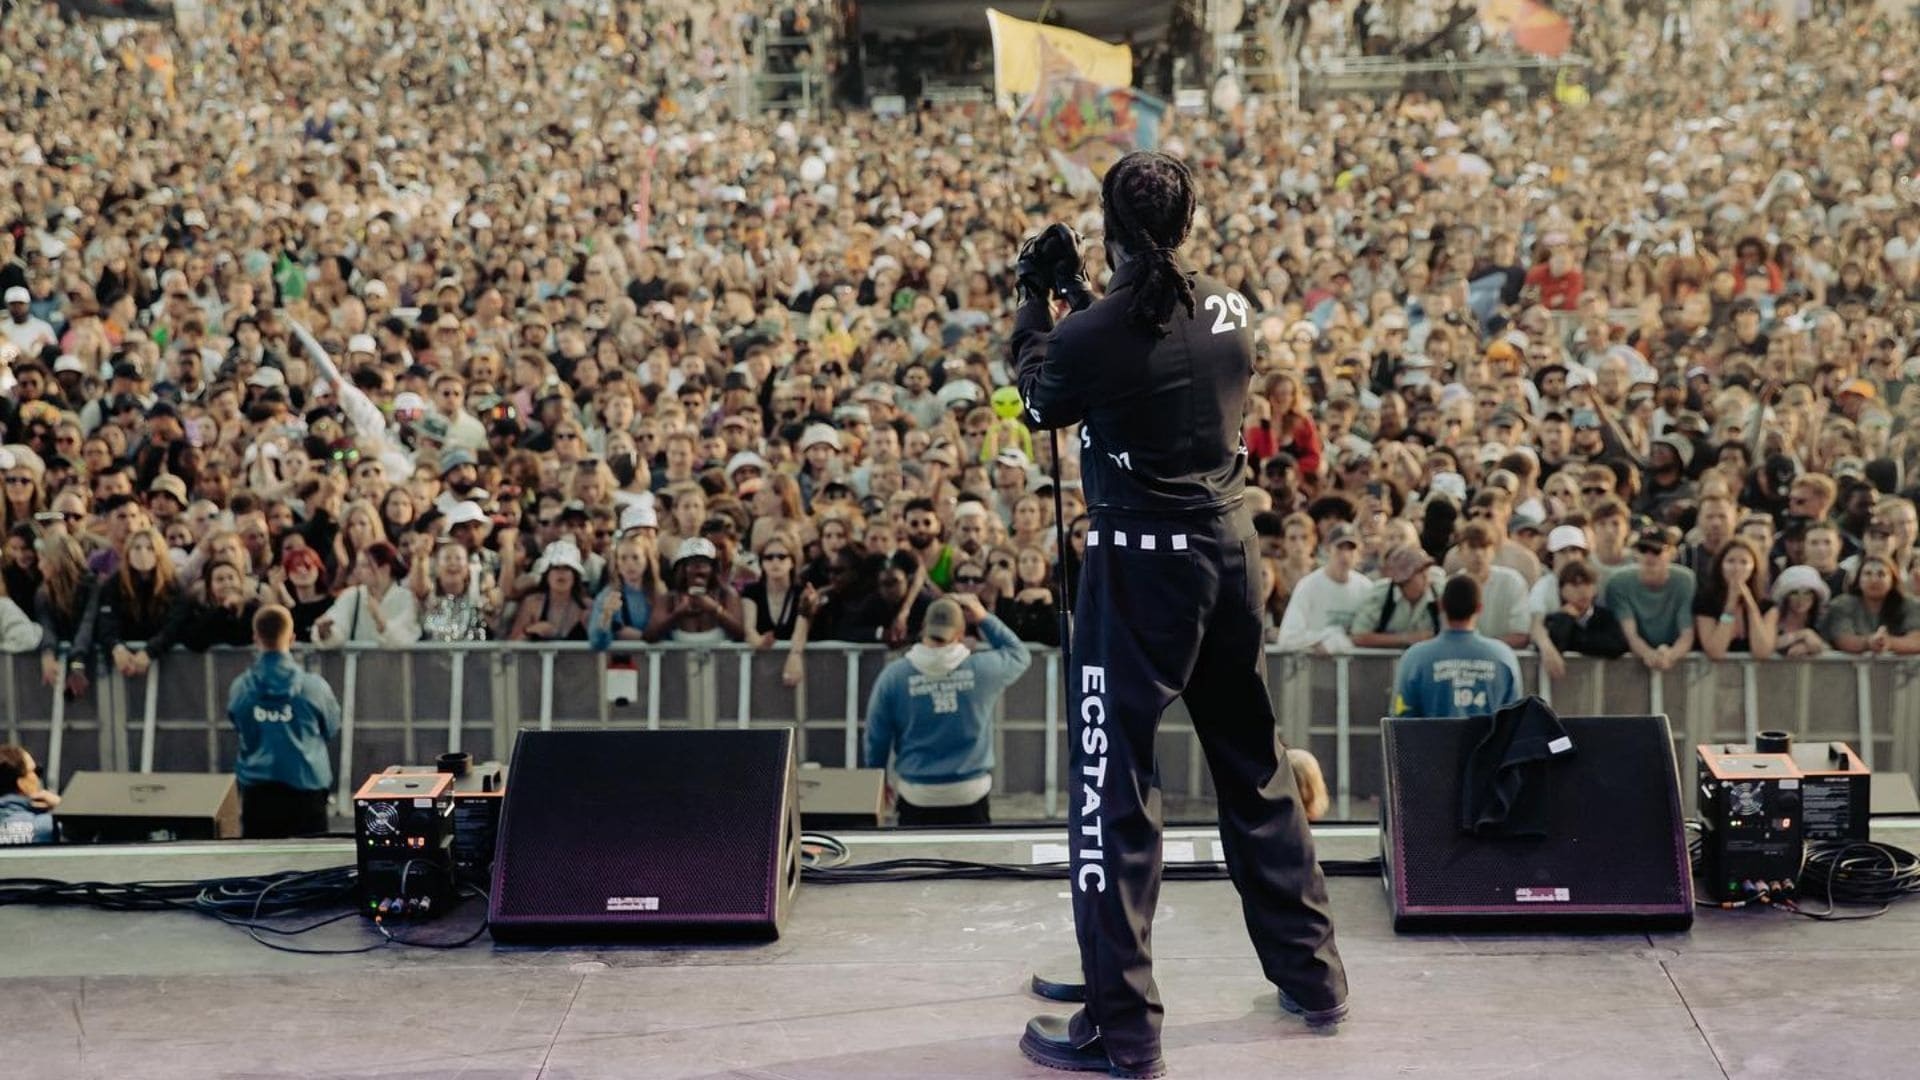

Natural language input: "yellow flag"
[987,7,1132,115]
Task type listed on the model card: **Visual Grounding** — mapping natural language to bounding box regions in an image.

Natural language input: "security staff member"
[1391,575,1525,718]
[1013,152,1348,1079]
[227,605,342,837]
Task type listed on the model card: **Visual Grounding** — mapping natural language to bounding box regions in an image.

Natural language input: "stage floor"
[3,825,1918,1079]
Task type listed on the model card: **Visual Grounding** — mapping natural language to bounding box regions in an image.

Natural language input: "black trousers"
[240,782,330,839]
[895,795,991,827]
[1066,508,1346,1064]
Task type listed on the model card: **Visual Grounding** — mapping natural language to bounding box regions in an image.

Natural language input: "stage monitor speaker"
[53,771,240,843]
[1381,714,1693,932]
[489,729,800,942]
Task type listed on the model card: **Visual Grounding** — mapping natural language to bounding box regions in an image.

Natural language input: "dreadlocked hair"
[1101,151,1198,337]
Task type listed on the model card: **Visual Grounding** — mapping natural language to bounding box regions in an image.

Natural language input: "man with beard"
[434,448,484,518]
[901,496,958,590]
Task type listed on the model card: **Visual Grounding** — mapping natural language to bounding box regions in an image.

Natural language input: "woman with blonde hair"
[747,472,810,553]
[589,532,665,651]
[659,483,708,563]
[93,526,188,676]
[33,532,97,697]
[331,501,389,591]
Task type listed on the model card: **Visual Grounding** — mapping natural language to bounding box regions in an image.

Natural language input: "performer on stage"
[1012,151,1349,1078]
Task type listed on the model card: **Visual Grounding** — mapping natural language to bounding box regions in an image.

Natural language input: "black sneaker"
[1019,1015,1167,1078]
[1277,989,1348,1030]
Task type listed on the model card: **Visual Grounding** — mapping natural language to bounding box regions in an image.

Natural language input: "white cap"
[1547,525,1590,554]
[182,209,209,228]
[676,537,719,563]
[392,391,427,416]
[539,540,585,576]
[3,287,29,305]
[53,354,88,375]
[440,501,489,531]
[347,334,378,355]
[246,367,286,388]
[726,451,770,478]
[619,501,659,533]
[994,448,1031,469]
[1428,472,1468,504]
[798,424,841,452]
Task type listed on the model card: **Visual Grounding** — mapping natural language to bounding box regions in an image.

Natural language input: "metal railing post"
[539,649,555,732]
[140,658,160,773]
[844,650,861,768]
[1741,660,1759,743]
[47,674,67,789]
[1334,654,1352,821]
[336,653,359,809]
[1537,654,1553,706]
[646,650,662,731]
[447,650,465,754]
[1856,661,1875,769]
[737,651,753,730]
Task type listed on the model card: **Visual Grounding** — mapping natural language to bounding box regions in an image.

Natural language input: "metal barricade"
[3,646,1916,823]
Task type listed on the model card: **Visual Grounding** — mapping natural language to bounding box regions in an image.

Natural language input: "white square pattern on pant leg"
[1139,534,1157,551]
[1113,531,1128,547]
[1087,530,1100,546]
[1171,534,1189,551]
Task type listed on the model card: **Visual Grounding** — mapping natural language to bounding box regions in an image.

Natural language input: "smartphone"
[688,586,708,597]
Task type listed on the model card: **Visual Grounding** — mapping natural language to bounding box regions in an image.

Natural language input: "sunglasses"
[762,552,793,562]
[955,575,986,585]
[3,477,35,487]
[555,432,582,442]
[1581,486,1609,496]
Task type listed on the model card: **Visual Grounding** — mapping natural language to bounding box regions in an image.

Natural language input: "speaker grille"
[1383,715,1691,926]
[492,730,794,934]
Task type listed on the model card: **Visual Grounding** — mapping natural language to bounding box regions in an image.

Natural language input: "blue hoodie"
[227,650,341,792]
[0,793,55,844]
[863,616,1032,785]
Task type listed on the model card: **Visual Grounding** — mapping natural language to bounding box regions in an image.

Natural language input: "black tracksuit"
[1014,261,1347,1063]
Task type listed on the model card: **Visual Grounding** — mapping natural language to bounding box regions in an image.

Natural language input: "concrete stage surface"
[3,824,1918,1080]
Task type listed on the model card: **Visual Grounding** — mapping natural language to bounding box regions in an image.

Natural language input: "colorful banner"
[986,7,1133,115]
[1478,0,1573,58]
[1023,37,1169,194]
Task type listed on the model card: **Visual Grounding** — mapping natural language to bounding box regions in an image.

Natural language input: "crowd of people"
[2,0,1919,709]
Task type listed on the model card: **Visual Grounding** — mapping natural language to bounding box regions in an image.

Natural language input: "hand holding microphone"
[1016,224,1094,312]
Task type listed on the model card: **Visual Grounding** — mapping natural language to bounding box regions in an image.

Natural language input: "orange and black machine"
[1696,732,1870,904]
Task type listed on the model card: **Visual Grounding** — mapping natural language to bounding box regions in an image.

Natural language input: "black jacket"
[1543,606,1630,658]
[1014,261,1253,516]
[92,575,190,657]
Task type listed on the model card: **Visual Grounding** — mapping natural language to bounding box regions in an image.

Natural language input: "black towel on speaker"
[1459,696,1575,839]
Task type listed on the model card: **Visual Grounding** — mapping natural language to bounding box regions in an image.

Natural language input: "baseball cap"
[440,501,489,532]
[53,354,88,375]
[675,537,719,564]
[149,474,189,505]
[347,334,378,355]
[1428,472,1468,504]
[922,597,967,645]
[619,501,659,533]
[3,287,29,305]
[246,366,286,389]
[438,448,478,474]
[726,451,770,478]
[798,424,841,452]
[1633,524,1676,552]
[1547,525,1589,554]
[1838,379,1877,400]
[994,448,1031,470]
[1326,524,1361,549]
[392,391,428,419]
